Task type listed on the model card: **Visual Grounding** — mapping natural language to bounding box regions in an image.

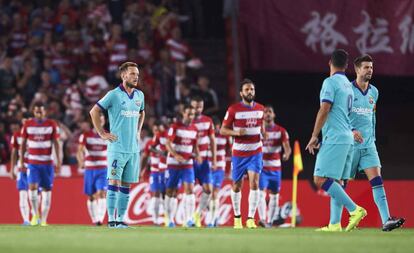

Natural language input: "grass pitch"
[0,225,413,253]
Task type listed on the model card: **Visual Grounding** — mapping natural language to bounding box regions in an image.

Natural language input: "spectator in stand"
[106,24,128,84]
[0,122,10,164]
[8,13,28,56]
[0,56,17,115]
[16,60,39,105]
[194,75,219,116]
[153,48,176,116]
[166,27,193,81]
[84,68,109,106]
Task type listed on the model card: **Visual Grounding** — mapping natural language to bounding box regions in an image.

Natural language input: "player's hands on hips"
[353,130,363,143]
[305,136,320,155]
[174,154,186,163]
[99,131,118,142]
[282,153,289,161]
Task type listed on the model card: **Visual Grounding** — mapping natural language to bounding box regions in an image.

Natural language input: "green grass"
[0,225,413,253]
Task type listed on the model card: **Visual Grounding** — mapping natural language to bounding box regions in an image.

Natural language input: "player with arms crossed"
[190,96,217,227]
[77,117,108,226]
[327,54,405,232]
[20,102,61,226]
[306,49,366,232]
[258,105,291,227]
[164,105,201,227]
[90,62,145,228]
[221,78,265,229]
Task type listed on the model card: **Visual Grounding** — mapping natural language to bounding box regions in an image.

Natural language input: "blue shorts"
[165,168,195,189]
[27,164,54,190]
[150,172,166,193]
[231,153,263,182]
[107,152,140,183]
[16,171,28,191]
[84,168,108,196]
[259,170,282,193]
[212,169,225,189]
[194,160,212,185]
[350,146,381,178]
[314,144,353,180]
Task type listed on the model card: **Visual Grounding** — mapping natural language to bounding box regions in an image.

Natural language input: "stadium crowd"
[0,0,220,166]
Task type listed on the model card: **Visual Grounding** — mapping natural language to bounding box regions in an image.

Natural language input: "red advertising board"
[239,0,414,75]
[1,178,413,228]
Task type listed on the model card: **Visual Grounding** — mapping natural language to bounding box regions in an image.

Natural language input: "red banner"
[239,0,414,75]
[1,178,413,228]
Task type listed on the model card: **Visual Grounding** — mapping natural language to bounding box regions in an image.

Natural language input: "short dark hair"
[330,49,348,69]
[33,101,45,109]
[119,62,138,73]
[265,104,274,111]
[353,54,373,67]
[240,78,255,91]
[182,103,193,112]
[190,96,203,103]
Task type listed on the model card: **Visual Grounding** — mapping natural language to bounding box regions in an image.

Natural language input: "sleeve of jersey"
[320,80,335,104]
[97,91,114,111]
[78,134,86,145]
[21,123,28,138]
[282,128,289,142]
[167,125,176,141]
[208,118,215,135]
[222,108,234,128]
[140,92,145,112]
[53,122,60,140]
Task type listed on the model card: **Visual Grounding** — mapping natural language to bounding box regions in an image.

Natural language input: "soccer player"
[220,78,265,229]
[164,105,201,227]
[9,115,31,225]
[208,117,231,227]
[20,102,61,226]
[257,105,291,227]
[190,96,217,227]
[306,49,366,232]
[140,122,165,226]
[328,54,405,231]
[90,61,145,228]
[77,117,108,226]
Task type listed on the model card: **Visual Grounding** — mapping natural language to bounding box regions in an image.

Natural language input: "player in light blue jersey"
[90,62,145,228]
[306,49,367,232]
[329,55,405,231]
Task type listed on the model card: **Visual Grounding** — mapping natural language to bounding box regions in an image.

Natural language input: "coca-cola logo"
[124,182,233,225]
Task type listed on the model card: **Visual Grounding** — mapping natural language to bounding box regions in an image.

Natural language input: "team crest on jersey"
[246,118,257,127]
[135,100,142,108]
[111,168,116,176]
[369,96,374,104]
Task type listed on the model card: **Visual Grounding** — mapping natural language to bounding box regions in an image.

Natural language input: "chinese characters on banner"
[239,0,414,75]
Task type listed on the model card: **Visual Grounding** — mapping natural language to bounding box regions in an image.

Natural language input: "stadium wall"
[1,177,413,228]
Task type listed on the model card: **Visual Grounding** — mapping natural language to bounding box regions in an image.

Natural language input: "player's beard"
[363,74,372,82]
[126,81,138,88]
[242,94,255,103]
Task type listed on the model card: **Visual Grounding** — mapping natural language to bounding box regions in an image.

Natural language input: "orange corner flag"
[293,140,303,175]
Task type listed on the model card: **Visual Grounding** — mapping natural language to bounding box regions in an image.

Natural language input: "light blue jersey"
[350,81,378,149]
[319,72,354,144]
[97,84,145,153]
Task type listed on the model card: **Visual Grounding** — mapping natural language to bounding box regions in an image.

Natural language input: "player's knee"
[313,177,325,189]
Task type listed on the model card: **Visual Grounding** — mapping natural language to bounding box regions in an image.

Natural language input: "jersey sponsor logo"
[246,118,257,128]
[352,106,373,115]
[120,110,140,117]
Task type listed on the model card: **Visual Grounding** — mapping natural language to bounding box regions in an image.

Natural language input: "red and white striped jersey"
[143,139,160,173]
[262,123,289,171]
[167,121,198,169]
[215,130,231,171]
[193,115,214,161]
[21,118,59,165]
[10,130,28,172]
[166,38,192,62]
[85,75,109,104]
[78,130,107,170]
[153,129,168,171]
[222,102,264,157]
[107,39,128,72]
